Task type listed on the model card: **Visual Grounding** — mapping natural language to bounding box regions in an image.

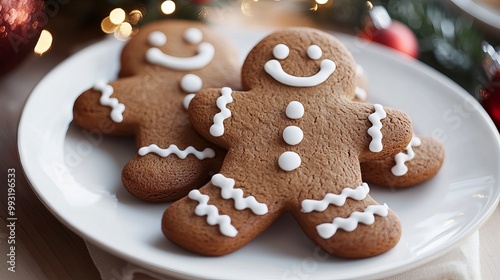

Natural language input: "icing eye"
[184,28,203,44]
[307,45,322,60]
[148,31,167,47]
[273,44,290,60]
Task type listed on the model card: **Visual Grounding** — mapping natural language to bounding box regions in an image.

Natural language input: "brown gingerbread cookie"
[72,20,240,202]
[162,27,413,258]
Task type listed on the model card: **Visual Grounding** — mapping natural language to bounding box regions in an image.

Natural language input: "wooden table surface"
[1,3,500,279]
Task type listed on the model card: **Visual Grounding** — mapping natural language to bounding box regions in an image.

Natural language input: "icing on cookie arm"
[188,87,238,148]
[358,103,413,160]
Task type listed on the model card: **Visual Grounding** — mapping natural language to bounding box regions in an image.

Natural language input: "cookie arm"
[188,87,235,149]
[73,77,142,136]
[357,103,413,161]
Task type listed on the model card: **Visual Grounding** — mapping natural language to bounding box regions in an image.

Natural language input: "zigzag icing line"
[188,190,238,237]
[391,135,422,176]
[316,204,389,239]
[210,87,233,137]
[211,174,268,215]
[367,104,387,152]
[93,80,125,123]
[301,183,370,213]
[138,144,215,160]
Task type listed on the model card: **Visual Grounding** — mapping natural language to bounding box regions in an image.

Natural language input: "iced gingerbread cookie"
[72,20,240,201]
[162,27,414,258]
[361,135,445,187]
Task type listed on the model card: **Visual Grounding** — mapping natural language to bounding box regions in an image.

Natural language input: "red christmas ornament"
[480,43,500,130]
[358,6,419,59]
[0,0,46,76]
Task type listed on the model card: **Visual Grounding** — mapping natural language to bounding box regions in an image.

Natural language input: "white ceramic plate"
[448,0,500,34]
[18,29,500,279]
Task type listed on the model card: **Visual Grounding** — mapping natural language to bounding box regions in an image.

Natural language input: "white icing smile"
[264,44,336,87]
[145,28,215,71]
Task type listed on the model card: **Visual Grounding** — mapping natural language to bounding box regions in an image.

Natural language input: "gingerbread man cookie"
[73,20,240,201]
[163,27,413,258]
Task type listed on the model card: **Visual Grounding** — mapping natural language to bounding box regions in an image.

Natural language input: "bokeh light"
[114,22,133,41]
[161,0,176,15]
[101,17,116,34]
[129,10,143,25]
[34,30,52,55]
[109,8,126,25]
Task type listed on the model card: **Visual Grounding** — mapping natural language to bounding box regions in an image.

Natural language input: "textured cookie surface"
[163,27,413,258]
[72,20,241,201]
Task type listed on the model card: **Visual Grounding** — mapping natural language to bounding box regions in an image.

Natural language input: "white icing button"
[278,151,301,171]
[356,64,364,75]
[307,45,322,60]
[180,74,203,93]
[354,87,367,100]
[286,101,304,119]
[148,31,167,47]
[183,93,196,110]
[283,126,303,145]
[273,44,290,60]
[184,27,203,44]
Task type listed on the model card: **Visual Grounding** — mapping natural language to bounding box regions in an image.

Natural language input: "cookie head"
[242,28,357,98]
[120,20,239,80]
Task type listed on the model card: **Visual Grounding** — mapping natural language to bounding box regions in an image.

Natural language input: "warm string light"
[101,8,143,41]
[315,0,329,5]
[34,30,52,55]
[161,0,176,15]
[310,0,332,11]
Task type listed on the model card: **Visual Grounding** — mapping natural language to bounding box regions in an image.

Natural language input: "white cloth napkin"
[85,231,480,280]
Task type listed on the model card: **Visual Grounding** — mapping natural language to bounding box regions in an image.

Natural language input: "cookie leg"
[293,197,401,258]
[122,150,224,202]
[162,174,281,256]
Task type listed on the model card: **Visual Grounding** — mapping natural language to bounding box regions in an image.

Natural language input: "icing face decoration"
[145,28,215,71]
[264,44,336,87]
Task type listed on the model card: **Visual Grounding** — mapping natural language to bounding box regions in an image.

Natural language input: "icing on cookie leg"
[138,144,215,160]
[316,204,389,239]
[188,190,238,237]
[211,174,268,215]
[301,183,370,213]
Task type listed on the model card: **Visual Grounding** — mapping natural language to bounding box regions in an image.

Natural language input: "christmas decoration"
[479,43,500,130]
[357,5,418,58]
[0,0,45,76]
[307,0,486,93]
[41,0,230,44]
